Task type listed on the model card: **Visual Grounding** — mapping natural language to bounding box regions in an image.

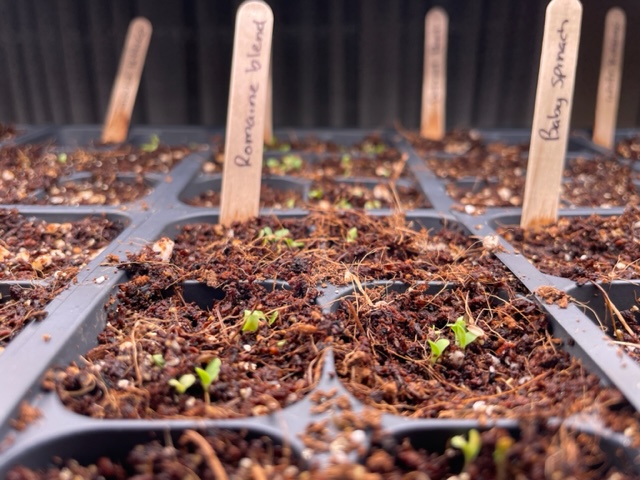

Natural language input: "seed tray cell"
[2,127,640,477]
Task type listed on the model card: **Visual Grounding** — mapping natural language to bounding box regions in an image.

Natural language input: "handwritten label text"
[539,18,570,142]
[235,20,266,168]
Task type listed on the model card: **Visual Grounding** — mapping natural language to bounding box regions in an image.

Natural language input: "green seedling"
[346,227,358,243]
[451,429,481,473]
[151,353,165,368]
[242,309,279,333]
[195,357,221,404]
[340,153,353,175]
[141,134,160,152]
[309,188,323,200]
[258,227,304,248]
[449,317,480,350]
[168,373,195,394]
[265,154,302,174]
[493,434,514,480]
[278,143,291,152]
[362,142,386,155]
[57,153,67,164]
[282,154,303,172]
[335,198,352,210]
[364,199,382,210]
[266,157,280,169]
[428,338,450,364]
[284,198,296,209]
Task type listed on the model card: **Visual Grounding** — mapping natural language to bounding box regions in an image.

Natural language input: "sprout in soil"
[364,199,382,210]
[242,309,279,333]
[151,353,165,368]
[362,141,386,155]
[195,358,221,404]
[141,134,160,153]
[340,154,353,175]
[346,227,358,243]
[57,153,67,164]
[284,198,296,209]
[450,428,481,473]
[266,157,280,169]
[449,316,482,350]
[428,338,450,364]
[265,154,302,174]
[336,198,352,210]
[282,154,303,172]
[493,434,514,480]
[309,188,323,200]
[168,373,196,394]
[258,227,304,249]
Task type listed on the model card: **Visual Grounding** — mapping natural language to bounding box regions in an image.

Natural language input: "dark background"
[0,0,638,130]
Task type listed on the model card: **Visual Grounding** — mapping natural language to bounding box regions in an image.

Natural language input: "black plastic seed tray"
[1,127,640,477]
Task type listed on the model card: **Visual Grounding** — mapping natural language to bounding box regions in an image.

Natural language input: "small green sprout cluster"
[428,338,450,364]
[241,309,278,333]
[451,428,482,473]
[450,316,481,350]
[345,227,358,243]
[361,142,387,155]
[258,226,304,248]
[266,154,303,174]
[141,134,160,152]
[57,153,68,164]
[168,357,221,404]
[340,154,353,175]
[428,316,483,365]
[309,188,324,200]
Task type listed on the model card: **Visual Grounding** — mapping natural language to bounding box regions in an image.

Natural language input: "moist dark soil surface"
[429,154,638,209]
[406,129,501,156]
[7,429,302,480]
[165,211,514,286]
[207,134,408,180]
[53,278,326,419]
[0,209,124,348]
[51,211,513,419]
[498,206,640,284]
[7,422,636,479]
[616,135,640,160]
[186,179,430,210]
[362,422,636,480]
[0,209,123,281]
[0,143,192,205]
[329,281,633,423]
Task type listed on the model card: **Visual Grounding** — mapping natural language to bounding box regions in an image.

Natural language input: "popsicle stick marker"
[521,0,582,229]
[264,62,274,145]
[101,17,152,144]
[420,7,448,140]
[219,0,274,226]
[593,8,626,149]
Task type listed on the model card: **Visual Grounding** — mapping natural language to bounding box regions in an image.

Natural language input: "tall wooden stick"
[592,8,626,149]
[521,0,582,229]
[420,7,448,140]
[219,1,274,226]
[101,17,152,144]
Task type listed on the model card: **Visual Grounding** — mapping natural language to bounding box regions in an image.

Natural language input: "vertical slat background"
[0,0,639,129]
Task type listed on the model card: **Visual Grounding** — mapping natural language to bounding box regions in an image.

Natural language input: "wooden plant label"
[520,0,582,229]
[592,8,626,149]
[264,62,274,144]
[101,17,152,144]
[420,7,448,140]
[219,0,273,226]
